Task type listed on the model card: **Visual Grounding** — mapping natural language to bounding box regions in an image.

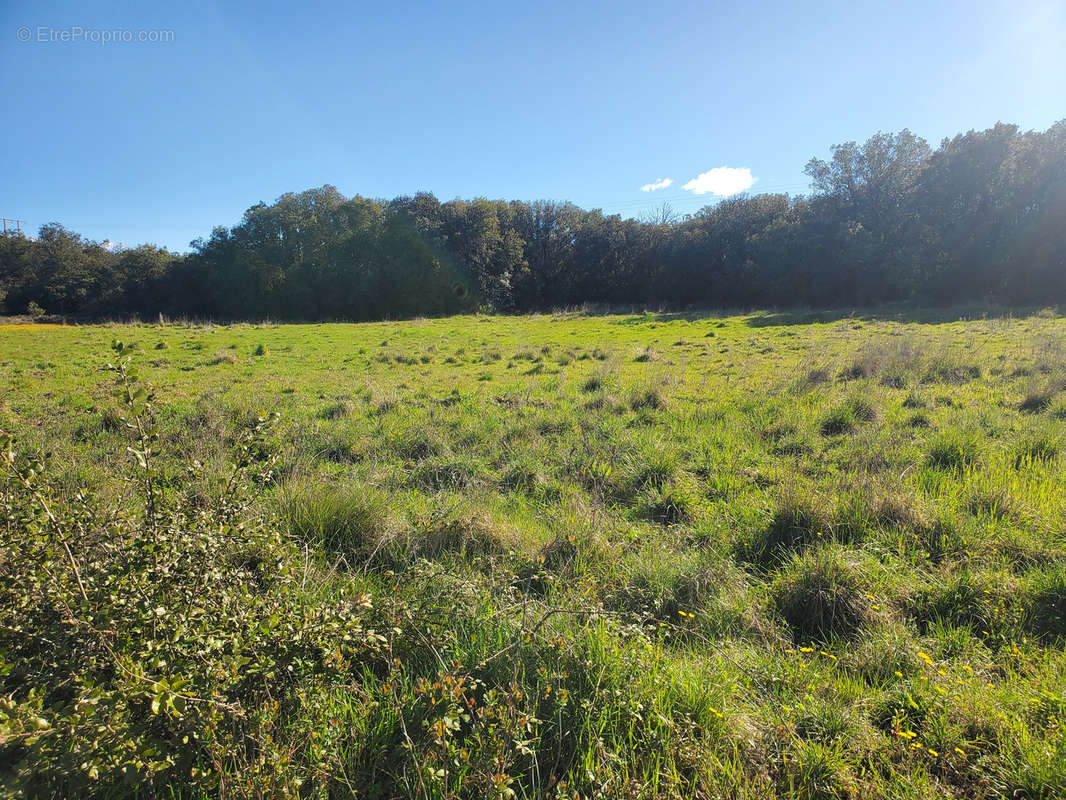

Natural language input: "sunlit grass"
[2,308,1066,798]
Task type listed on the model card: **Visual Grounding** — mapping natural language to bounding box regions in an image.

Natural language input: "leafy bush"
[0,343,384,797]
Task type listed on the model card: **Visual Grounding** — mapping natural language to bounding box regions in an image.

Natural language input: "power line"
[1,218,26,235]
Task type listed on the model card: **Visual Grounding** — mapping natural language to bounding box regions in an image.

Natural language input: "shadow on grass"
[594,304,1058,328]
[743,304,1058,327]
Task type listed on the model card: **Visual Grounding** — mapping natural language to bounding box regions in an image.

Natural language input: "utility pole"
[2,218,25,235]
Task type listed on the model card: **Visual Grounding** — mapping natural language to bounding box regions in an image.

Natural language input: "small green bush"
[0,344,383,797]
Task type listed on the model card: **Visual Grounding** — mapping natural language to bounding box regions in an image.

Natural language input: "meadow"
[2,308,1066,799]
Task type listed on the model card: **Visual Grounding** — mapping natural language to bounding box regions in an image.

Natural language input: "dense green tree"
[2,122,1063,320]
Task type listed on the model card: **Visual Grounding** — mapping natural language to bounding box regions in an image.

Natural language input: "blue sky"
[2,0,1064,252]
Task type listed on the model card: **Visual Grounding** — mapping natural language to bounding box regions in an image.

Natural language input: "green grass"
[2,308,1066,798]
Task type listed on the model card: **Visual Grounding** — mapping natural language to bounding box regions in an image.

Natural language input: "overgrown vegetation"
[2,309,1066,798]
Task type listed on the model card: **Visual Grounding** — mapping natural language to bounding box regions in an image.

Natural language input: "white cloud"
[682,167,755,196]
[640,177,673,192]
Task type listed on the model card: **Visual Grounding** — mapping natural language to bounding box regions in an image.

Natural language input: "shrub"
[0,343,382,797]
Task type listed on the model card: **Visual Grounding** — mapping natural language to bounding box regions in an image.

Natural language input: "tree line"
[2,121,1064,320]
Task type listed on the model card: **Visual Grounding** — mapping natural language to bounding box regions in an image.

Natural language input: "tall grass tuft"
[771,546,874,642]
[277,478,393,560]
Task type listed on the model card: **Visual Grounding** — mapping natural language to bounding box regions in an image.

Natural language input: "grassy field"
[2,308,1066,798]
